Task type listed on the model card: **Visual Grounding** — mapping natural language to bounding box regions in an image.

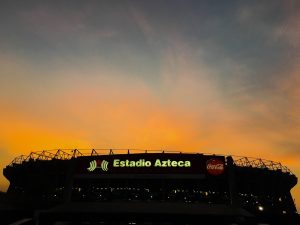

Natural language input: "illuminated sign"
[87,158,191,172]
[206,158,225,175]
[76,153,225,175]
[113,159,191,168]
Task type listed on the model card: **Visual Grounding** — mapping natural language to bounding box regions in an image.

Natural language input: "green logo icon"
[87,160,109,172]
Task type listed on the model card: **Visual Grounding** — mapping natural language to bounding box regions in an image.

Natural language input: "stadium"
[1,149,299,225]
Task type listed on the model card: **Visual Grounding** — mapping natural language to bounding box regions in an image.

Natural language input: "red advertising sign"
[206,158,225,175]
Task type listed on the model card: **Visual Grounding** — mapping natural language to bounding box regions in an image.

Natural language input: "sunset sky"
[0,0,299,210]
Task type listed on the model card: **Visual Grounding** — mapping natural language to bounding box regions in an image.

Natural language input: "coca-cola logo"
[206,158,224,175]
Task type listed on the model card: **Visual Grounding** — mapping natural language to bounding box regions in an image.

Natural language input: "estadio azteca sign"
[77,153,225,175]
[87,158,191,172]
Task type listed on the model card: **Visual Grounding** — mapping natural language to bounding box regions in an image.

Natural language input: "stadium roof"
[7,149,294,175]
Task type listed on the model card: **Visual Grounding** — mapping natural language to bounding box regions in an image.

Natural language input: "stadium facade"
[1,149,299,225]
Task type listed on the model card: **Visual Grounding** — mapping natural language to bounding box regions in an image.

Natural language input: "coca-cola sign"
[206,158,224,175]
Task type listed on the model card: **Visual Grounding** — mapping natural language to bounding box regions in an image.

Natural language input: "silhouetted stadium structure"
[2,149,299,225]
